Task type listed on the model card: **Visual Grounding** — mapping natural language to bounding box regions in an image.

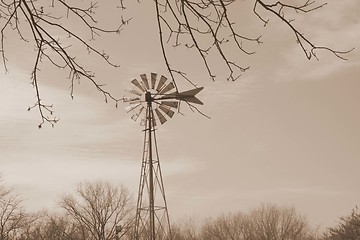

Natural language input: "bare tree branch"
[154,0,353,86]
[254,0,354,60]
[1,0,130,127]
[1,0,354,125]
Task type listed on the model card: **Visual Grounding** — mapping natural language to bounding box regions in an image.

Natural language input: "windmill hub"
[145,91,153,103]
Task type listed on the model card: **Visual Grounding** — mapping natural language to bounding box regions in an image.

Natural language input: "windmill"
[123,73,203,240]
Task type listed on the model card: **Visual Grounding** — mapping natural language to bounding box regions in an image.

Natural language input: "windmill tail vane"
[155,87,204,105]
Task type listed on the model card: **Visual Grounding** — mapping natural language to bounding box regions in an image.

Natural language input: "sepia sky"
[1,0,360,230]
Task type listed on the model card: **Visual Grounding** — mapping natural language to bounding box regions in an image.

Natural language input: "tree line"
[1,178,358,240]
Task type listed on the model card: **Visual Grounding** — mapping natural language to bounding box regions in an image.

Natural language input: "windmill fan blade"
[159,105,175,118]
[151,73,157,89]
[125,103,141,113]
[130,89,143,96]
[161,101,179,109]
[140,118,146,126]
[140,74,150,90]
[123,96,141,102]
[131,106,144,121]
[125,88,143,97]
[156,75,167,91]
[155,109,167,124]
[131,79,145,92]
[159,82,175,94]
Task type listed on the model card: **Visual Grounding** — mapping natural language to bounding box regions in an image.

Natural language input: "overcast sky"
[1,0,360,230]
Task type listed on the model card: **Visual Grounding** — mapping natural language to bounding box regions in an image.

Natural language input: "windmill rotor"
[124,72,203,125]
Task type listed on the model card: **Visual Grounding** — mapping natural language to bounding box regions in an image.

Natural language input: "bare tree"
[324,206,360,240]
[1,0,352,126]
[198,204,316,240]
[0,179,28,240]
[171,217,200,240]
[245,203,314,240]
[201,212,247,240]
[18,211,89,240]
[59,181,133,240]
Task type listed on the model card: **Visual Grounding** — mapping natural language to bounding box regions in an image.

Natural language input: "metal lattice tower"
[123,73,203,240]
[135,93,171,240]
